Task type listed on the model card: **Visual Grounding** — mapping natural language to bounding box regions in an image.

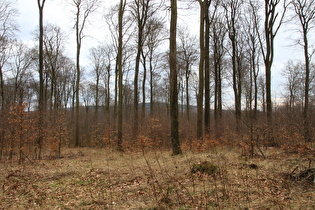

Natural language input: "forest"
[1,0,315,208]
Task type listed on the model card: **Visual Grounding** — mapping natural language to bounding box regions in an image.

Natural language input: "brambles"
[191,161,218,176]
[290,168,315,183]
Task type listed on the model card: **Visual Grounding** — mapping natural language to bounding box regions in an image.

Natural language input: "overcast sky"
[14,0,310,104]
[16,0,110,65]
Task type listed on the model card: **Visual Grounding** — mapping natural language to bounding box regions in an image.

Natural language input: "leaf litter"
[0,147,315,209]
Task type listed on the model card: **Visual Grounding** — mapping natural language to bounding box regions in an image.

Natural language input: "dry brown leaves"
[0,147,315,209]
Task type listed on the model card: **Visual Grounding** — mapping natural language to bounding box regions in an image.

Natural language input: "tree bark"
[37,0,46,159]
[141,52,147,119]
[204,0,211,134]
[197,0,205,140]
[75,2,81,147]
[117,0,126,151]
[170,0,182,155]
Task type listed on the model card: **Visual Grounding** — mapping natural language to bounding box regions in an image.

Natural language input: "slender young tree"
[72,0,98,147]
[170,0,182,155]
[292,0,315,142]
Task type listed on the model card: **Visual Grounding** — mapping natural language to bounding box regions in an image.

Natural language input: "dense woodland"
[0,0,315,161]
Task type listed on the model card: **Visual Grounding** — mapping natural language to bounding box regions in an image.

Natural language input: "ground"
[0,147,315,209]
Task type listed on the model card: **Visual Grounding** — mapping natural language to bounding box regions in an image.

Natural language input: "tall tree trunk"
[0,66,3,110]
[185,62,190,121]
[95,69,99,120]
[149,53,154,116]
[114,62,118,118]
[263,0,287,127]
[141,53,147,119]
[72,0,98,146]
[117,0,125,151]
[134,41,140,138]
[264,0,273,125]
[0,65,4,159]
[204,0,211,134]
[170,0,182,155]
[253,55,259,116]
[106,64,111,114]
[214,44,222,137]
[197,0,205,140]
[75,7,81,147]
[37,0,46,159]
[303,26,310,142]
[230,32,241,132]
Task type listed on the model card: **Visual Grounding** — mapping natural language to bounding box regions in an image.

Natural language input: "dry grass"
[1,146,315,209]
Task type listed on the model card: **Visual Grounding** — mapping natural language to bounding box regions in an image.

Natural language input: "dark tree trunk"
[75,5,81,147]
[204,0,211,134]
[117,0,125,151]
[141,52,147,119]
[185,62,190,121]
[170,0,182,155]
[197,0,205,140]
[37,0,46,159]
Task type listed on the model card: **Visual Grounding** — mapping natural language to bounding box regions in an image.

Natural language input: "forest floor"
[0,146,315,209]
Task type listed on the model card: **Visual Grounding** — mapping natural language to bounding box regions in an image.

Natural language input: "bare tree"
[282,60,304,110]
[72,0,99,147]
[58,56,76,110]
[244,1,261,117]
[8,42,34,105]
[105,3,133,121]
[89,45,107,118]
[0,0,18,111]
[0,0,18,159]
[210,14,227,135]
[43,24,67,112]
[143,18,165,116]
[251,0,289,125]
[178,26,198,121]
[129,0,162,137]
[222,0,245,132]
[291,0,315,142]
